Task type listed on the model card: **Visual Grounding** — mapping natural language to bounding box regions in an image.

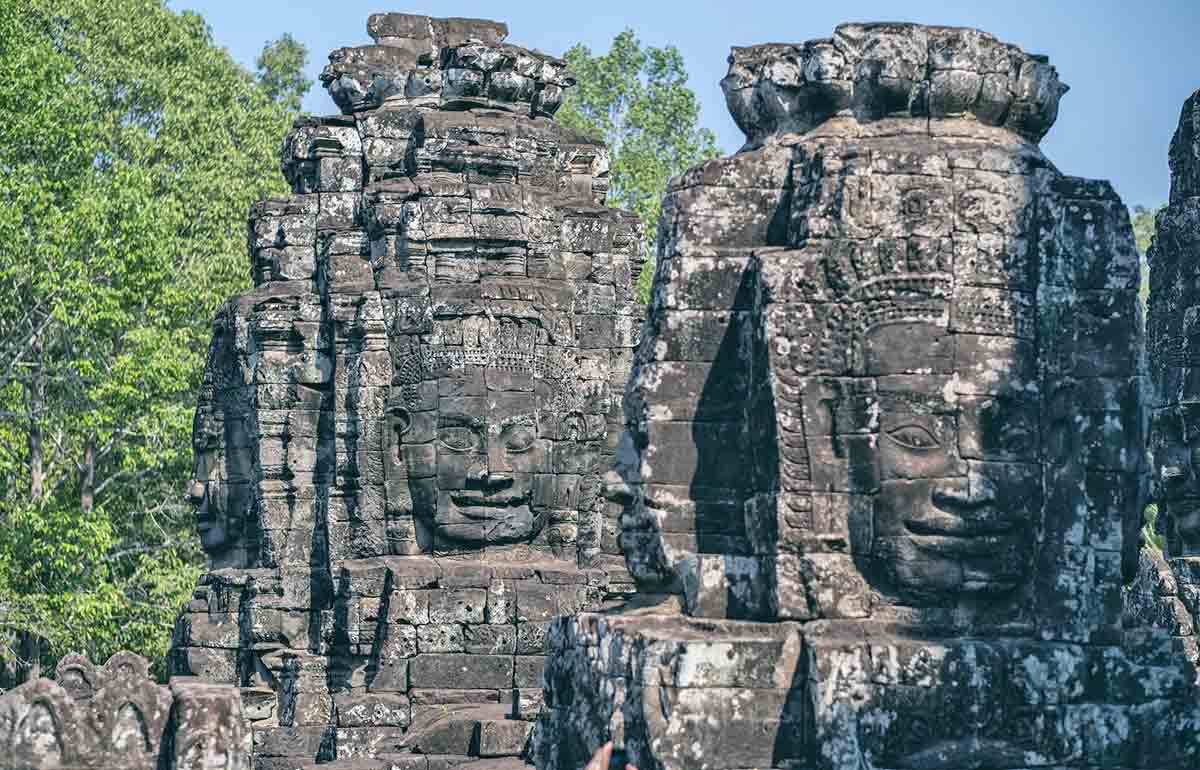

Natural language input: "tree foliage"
[1130,204,1166,552]
[0,0,296,677]
[257,33,312,114]
[1132,204,1162,311]
[557,30,720,301]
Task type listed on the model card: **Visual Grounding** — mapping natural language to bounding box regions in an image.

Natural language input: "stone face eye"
[439,426,477,452]
[503,423,536,453]
[902,189,929,218]
[979,397,1034,455]
[887,424,940,450]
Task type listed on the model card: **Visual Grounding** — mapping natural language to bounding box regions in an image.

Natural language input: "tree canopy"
[0,0,300,678]
[557,30,720,301]
[257,33,313,114]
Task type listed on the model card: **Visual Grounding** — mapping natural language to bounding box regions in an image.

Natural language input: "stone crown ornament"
[533,21,1197,770]
[722,22,1069,148]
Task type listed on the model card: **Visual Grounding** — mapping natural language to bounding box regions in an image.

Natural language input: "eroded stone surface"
[722,23,1068,150]
[170,12,641,768]
[1132,85,1200,685]
[537,23,1200,770]
[0,651,247,770]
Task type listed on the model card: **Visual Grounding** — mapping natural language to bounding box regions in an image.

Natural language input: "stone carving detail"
[538,24,1199,770]
[0,651,247,770]
[721,23,1068,149]
[170,12,641,769]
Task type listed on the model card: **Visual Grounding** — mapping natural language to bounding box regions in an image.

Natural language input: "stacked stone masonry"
[169,12,642,770]
[538,22,1200,770]
[1130,89,1200,671]
[0,652,248,769]
[163,13,1200,770]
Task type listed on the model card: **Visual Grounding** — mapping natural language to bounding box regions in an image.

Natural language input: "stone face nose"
[932,474,997,510]
[186,479,205,504]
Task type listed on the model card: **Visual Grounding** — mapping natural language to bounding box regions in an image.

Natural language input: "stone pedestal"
[538,611,804,770]
[540,609,1200,770]
[174,555,623,767]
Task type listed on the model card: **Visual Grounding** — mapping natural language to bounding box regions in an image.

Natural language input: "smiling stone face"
[185,312,257,570]
[399,367,555,546]
[860,322,1042,602]
[750,143,1143,627]
[385,325,605,554]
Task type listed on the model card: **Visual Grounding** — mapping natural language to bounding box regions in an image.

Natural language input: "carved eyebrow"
[438,412,483,429]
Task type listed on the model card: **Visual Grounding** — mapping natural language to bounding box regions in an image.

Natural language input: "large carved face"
[387,349,602,551]
[187,392,253,557]
[858,322,1042,602]
[1151,305,1200,557]
[1152,402,1200,556]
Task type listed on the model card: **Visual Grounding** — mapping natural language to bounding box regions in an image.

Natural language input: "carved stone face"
[187,395,253,556]
[1152,403,1200,556]
[854,321,1042,602]
[391,362,599,547]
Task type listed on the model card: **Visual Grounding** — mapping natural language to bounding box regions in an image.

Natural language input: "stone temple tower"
[1130,88,1200,669]
[169,13,642,767]
[538,23,1199,770]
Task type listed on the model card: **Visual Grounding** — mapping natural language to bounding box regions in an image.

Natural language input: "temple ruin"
[33,13,1197,770]
[168,12,642,768]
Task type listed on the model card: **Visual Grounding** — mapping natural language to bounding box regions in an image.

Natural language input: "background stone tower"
[537,23,1197,770]
[169,13,642,768]
[1131,88,1200,669]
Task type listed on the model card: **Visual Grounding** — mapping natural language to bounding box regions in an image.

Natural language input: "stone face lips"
[722,22,1068,148]
[172,11,641,768]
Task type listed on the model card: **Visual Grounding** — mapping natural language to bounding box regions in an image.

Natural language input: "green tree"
[0,0,294,679]
[1132,204,1162,310]
[257,33,312,114]
[558,31,720,301]
[1130,204,1166,552]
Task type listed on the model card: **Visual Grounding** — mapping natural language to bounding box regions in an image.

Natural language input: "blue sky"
[168,0,1200,208]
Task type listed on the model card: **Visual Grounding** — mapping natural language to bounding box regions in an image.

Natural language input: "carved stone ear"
[389,405,413,438]
[560,411,586,441]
